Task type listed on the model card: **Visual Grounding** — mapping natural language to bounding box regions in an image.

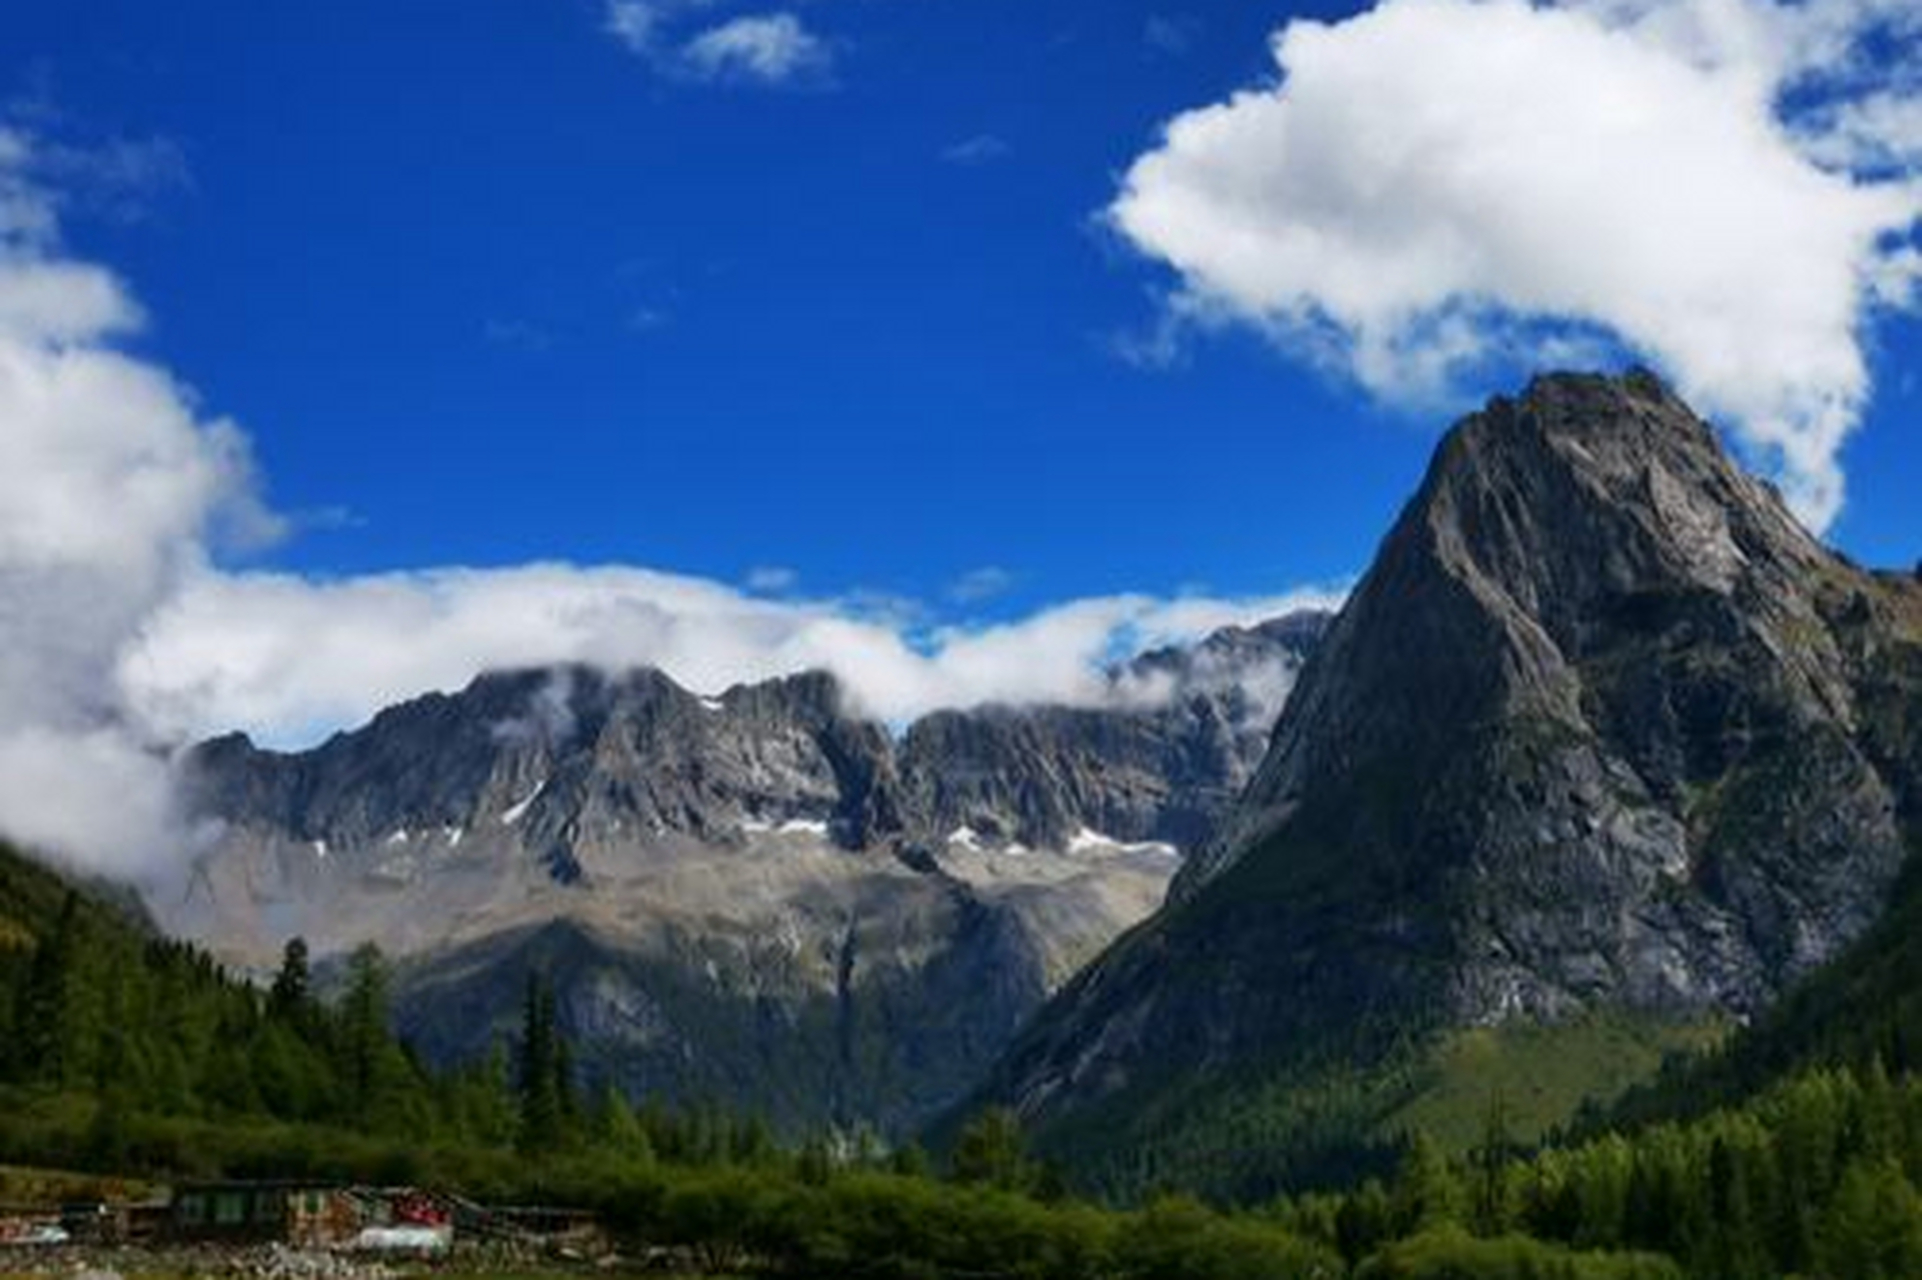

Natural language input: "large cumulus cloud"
[0,128,273,876]
[1110,0,1922,530]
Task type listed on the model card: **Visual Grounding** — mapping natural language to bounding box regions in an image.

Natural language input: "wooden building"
[168,1181,451,1251]
[169,1181,362,1247]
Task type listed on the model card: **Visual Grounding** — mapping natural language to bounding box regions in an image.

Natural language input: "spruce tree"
[951,1106,1032,1190]
[1470,1093,1513,1235]
[19,894,82,1085]
[268,936,314,1030]
[1390,1131,1463,1234]
[517,972,561,1152]
[340,942,392,1115]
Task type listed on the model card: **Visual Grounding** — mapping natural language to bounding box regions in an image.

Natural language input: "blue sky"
[8,0,1920,608]
[3,0,1922,869]
[5,0,1423,611]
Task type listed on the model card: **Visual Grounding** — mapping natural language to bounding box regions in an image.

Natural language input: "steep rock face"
[166,616,1324,1133]
[900,616,1325,852]
[977,372,1922,1190]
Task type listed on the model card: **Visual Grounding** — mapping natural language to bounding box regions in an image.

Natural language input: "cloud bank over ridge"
[0,127,1336,876]
[120,568,1338,752]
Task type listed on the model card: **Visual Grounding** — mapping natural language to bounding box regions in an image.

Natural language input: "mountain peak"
[1187,372,1848,897]
[981,375,1921,1197]
[1421,370,1822,604]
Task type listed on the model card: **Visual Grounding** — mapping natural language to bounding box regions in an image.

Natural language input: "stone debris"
[0,1244,398,1278]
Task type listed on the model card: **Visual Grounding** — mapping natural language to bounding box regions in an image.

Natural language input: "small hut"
[169,1181,361,1248]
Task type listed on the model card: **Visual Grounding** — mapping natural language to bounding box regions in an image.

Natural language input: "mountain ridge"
[165,613,1328,1134]
[969,371,1922,1197]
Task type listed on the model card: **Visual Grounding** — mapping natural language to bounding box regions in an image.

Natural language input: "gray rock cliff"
[165,615,1326,1134]
[975,372,1922,1189]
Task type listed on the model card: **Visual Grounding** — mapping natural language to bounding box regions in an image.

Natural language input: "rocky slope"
[163,615,1324,1134]
[902,614,1326,853]
[971,372,1922,1195]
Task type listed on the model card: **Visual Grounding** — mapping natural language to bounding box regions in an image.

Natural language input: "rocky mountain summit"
[974,371,1922,1193]
[903,614,1327,854]
[164,613,1325,1133]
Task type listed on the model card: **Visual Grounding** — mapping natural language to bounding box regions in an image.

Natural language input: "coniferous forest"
[7,839,1922,1278]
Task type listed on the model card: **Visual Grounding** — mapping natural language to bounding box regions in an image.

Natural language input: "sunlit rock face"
[165,614,1325,1133]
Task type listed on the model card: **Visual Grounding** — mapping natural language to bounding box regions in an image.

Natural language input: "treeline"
[0,882,797,1173]
[1270,1066,1922,1280]
[1,889,476,1147]
[5,840,1921,1278]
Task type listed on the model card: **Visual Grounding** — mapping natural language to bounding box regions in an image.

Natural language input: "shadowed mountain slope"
[969,372,1922,1198]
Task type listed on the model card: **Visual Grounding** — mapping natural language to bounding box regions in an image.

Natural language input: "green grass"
[1022,1011,1727,1205]
[1384,1015,1725,1151]
[0,1160,159,1205]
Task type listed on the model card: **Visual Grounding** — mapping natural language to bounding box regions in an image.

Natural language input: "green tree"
[889,1140,932,1179]
[1470,1094,1514,1236]
[16,894,85,1084]
[1813,1158,1922,1280]
[595,1083,655,1163]
[268,936,314,1029]
[951,1106,1033,1190]
[1391,1132,1463,1235]
[1336,1178,1394,1263]
[339,942,395,1117]
[517,971,562,1152]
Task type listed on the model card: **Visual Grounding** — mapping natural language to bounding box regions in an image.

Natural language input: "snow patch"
[501,781,545,825]
[385,829,409,846]
[743,817,830,837]
[1068,827,1178,859]
[443,826,465,847]
[311,839,329,859]
[945,827,1033,856]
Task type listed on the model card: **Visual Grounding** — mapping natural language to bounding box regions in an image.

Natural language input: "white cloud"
[0,130,272,879]
[604,0,666,54]
[116,565,1342,750]
[602,2,834,88]
[943,135,1011,166]
[1144,15,1200,57]
[28,133,192,224]
[0,123,1341,882]
[681,13,831,85]
[1804,93,1922,171]
[1109,0,1922,531]
[947,566,1016,603]
[745,564,798,593]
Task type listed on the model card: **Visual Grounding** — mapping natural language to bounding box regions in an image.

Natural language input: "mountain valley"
[162,615,1326,1133]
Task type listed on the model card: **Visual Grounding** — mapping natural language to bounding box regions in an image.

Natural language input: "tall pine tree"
[517,972,563,1153]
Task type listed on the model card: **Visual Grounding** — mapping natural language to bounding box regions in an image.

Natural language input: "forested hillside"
[10,836,1922,1276]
